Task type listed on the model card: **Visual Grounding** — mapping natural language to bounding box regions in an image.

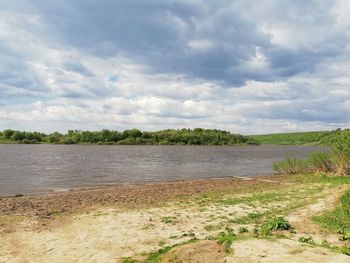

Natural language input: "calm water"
[0,145,326,196]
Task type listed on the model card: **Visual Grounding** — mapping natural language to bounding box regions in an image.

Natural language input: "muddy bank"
[0,175,286,218]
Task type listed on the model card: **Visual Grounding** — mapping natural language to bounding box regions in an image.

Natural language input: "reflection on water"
[0,145,327,196]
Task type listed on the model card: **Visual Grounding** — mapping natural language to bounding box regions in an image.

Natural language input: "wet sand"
[0,175,286,218]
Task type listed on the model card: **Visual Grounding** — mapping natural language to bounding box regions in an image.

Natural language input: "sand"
[0,175,350,263]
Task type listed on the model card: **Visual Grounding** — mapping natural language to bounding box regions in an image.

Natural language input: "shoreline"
[0,174,287,217]
[0,173,275,198]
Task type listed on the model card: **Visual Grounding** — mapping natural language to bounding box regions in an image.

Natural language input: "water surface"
[0,145,326,196]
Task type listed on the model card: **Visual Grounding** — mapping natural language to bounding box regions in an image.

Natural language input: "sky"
[0,0,349,134]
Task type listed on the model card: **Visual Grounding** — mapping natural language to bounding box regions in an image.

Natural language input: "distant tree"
[3,129,15,139]
[48,132,62,143]
[123,129,142,139]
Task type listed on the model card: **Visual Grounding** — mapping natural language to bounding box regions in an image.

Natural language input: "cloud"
[0,0,349,133]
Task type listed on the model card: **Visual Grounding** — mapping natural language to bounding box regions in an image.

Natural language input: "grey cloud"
[21,0,344,85]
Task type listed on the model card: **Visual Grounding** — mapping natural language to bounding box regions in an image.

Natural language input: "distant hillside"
[250,129,349,145]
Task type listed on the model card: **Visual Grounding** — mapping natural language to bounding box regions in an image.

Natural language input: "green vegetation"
[251,128,349,145]
[273,157,305,174]
[313,190,350,236]
[145,239,197,263]
[238,226,249,233]
[298,236,315,244]
[273,133,350,176]
[260,217,292,236]
[216,229,236,253]
[0,128,258,145]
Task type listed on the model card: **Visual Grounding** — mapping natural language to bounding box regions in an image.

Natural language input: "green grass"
[313,190,350,235]
[251,129,350,146]
[250,131,330,145]
[145,239,197,263]
[260,217,292,236]
[216,229,236,253]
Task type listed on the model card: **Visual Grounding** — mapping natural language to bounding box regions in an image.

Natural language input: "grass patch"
[261,217,292,236]
[298,236,315,244]
[313,190,350,235]
[161,216,177,224]
[238,226,249,233]
[216,229,236,253]
[121,258,137,263]
[204,224,221,231]
[145,239,197,263]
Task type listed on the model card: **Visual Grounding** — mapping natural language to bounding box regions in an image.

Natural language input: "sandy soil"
[1,175,350,263]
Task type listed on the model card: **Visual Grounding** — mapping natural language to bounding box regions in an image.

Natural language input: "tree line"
[0,128,258,145]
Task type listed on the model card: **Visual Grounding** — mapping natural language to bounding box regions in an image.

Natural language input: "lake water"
[0,144,326,196]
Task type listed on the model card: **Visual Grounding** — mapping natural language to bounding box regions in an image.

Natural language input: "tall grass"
[273,136,350,176]
[331,138,350,176]
[272,158,305,174]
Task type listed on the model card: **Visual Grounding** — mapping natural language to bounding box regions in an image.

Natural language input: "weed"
[216,229,235,253]
[204,224,221,231]
[321,239,331,248]
[238,226,249,233]
[181,231,196,238]
[298,236,314,244]
[121,258,137,263]
[261,217,292,236]
[161,216,177,224]
[158,240,166,246]
[145,239,197,263]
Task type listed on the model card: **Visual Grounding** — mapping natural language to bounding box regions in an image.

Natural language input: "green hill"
[250,129,349,145]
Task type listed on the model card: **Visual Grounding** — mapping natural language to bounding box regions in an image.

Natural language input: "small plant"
[321,239,331,248]
[181,231,196,238]
[339,230,350,241]
[261,217,292,236]
[338,246,350,256]
[238,226,249,233]
[216,229,236,253]
[121,258,137,263]
[158,240,166,246]
[205,235,215,240]
[204,224,220,231]
[298,236,314,244]
[161,216,177,224]
[253,227,259,237]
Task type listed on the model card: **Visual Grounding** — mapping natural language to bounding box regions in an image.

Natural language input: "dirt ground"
[0,175,350,263]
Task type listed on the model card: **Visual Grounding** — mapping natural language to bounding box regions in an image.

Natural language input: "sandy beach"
[1,174,350,262]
